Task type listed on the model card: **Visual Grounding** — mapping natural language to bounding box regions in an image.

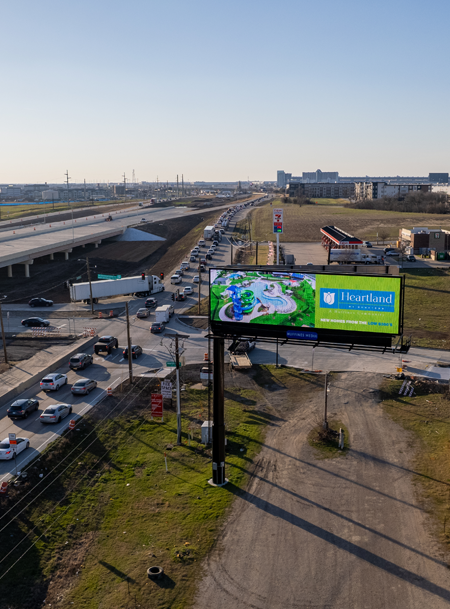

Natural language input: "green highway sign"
[98,274,122,280]
[166,361,180,368]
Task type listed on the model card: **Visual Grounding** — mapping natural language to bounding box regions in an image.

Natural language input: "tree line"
[347,191,449,214]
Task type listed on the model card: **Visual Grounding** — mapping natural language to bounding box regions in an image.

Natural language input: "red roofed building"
[320,225,363,250]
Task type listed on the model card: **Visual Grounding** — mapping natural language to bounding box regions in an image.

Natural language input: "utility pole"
[125,302,133,384]
[323,373,328,430]
[123,173,127,202]
[197,259,202,315]
[175,335,181,443]
[84,179,86,202]
[0,301,8,365]
[86,257,94,315]
[177,175,179,198]
[256,241,258,265]
[65,170,70,208]
[182,174,184,197]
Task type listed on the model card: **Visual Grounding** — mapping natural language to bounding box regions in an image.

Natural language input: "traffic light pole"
[198,260,201,314]
[210,336,227,487]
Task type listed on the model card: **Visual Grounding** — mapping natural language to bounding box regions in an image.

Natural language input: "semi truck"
[204,226,216,240]
[329,249,382,264]
[70,275,164,303]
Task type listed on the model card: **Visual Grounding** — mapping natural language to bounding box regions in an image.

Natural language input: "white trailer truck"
[329,249,381,264]
[204,226,216,240]
[70,275,164,303]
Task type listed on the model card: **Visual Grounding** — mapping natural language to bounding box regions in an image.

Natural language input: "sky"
[1,0,449,183]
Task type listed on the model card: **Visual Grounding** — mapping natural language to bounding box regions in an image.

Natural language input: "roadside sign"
[8,433,16,446]
[161,381,173,399]
[98,274,122,280]
[151,394,163,418]
[166,361,180,368]
[273,208,283,234]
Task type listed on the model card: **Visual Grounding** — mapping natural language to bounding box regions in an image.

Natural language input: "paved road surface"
[196,372,450,609]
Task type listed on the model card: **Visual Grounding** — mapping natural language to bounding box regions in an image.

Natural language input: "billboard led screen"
[210,268,403,339]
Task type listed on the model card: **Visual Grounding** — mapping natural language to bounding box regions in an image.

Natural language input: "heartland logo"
[320,288,395,312]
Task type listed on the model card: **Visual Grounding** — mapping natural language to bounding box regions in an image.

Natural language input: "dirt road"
[196,372,450,608]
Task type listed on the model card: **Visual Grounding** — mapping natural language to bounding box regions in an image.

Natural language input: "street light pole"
[0,300,8,365]
[125,302,133,384]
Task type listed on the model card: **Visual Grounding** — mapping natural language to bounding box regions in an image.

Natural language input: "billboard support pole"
[323,373,328,430]
[276,233,280,265]
[211,336,227,487]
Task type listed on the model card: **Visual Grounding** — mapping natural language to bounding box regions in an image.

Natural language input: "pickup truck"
[94,335,119,355]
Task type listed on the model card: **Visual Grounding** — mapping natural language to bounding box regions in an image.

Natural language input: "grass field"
[248,200,450,243]
[312,198,349,206]
[0,368,321,609]
[402,269,450,349]
[381,379,450,551]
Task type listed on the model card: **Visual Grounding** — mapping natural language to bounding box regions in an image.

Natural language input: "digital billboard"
[209,268,403,344]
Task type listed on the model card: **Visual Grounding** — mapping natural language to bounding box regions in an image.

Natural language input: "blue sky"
[1,0,449,183]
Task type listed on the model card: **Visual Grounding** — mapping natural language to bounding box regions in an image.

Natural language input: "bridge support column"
[94,241,101,248]
[50,253,54,260]
[7,265,12,278]
[64,251,70,260]
[24,263,30,278]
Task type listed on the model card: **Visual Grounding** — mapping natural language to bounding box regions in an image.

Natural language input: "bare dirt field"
[196,371,450,609]
[250,201,450,243]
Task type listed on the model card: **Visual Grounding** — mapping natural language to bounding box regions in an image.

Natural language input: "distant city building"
[277,171,291,188]
[302,169,339,183]
[287,182,354,199]
[355,182,431,200]
[429,173,448,184]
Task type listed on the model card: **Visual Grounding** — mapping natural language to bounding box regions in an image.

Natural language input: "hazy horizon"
[2,0,449,184]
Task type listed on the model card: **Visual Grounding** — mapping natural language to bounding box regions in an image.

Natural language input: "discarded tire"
[147,566,164,580]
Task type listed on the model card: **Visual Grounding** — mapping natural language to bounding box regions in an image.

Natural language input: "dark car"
[21,317,50,328]
[145,297,157,308]
[206,253,212,260]
[7,398,39,419]
[94,336,119,355]
[151,323,165,334]
[29,298,53,307]
[384,247,396,255]
[190,255,197,262]
[123,345,143,359]
[406,255,416,262]
[212,240,219,246]
[69,353,93,370]
[175,293,186,301]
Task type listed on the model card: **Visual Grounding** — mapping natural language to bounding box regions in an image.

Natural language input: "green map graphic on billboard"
[209,269,401,335]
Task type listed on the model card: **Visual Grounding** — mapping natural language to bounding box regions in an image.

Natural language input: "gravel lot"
[196,372,450,609]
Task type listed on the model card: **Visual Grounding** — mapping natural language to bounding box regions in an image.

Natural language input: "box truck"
[70,275,164,303]
[204,226,216,240]
[155,306,170,323]
[329,249,382,264]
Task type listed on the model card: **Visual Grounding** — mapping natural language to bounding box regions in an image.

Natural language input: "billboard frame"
[209,265,406,350]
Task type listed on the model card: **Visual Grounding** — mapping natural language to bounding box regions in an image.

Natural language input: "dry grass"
[249,200,450,243]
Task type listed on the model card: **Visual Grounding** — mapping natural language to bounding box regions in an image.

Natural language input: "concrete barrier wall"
[0,335,99,407]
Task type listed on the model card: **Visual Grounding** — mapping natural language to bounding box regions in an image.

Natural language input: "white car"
[193,275,200,283]
[0,436,30,460]
[40,373,68,392]
[183,286,193,295]
[40,403,72,424]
